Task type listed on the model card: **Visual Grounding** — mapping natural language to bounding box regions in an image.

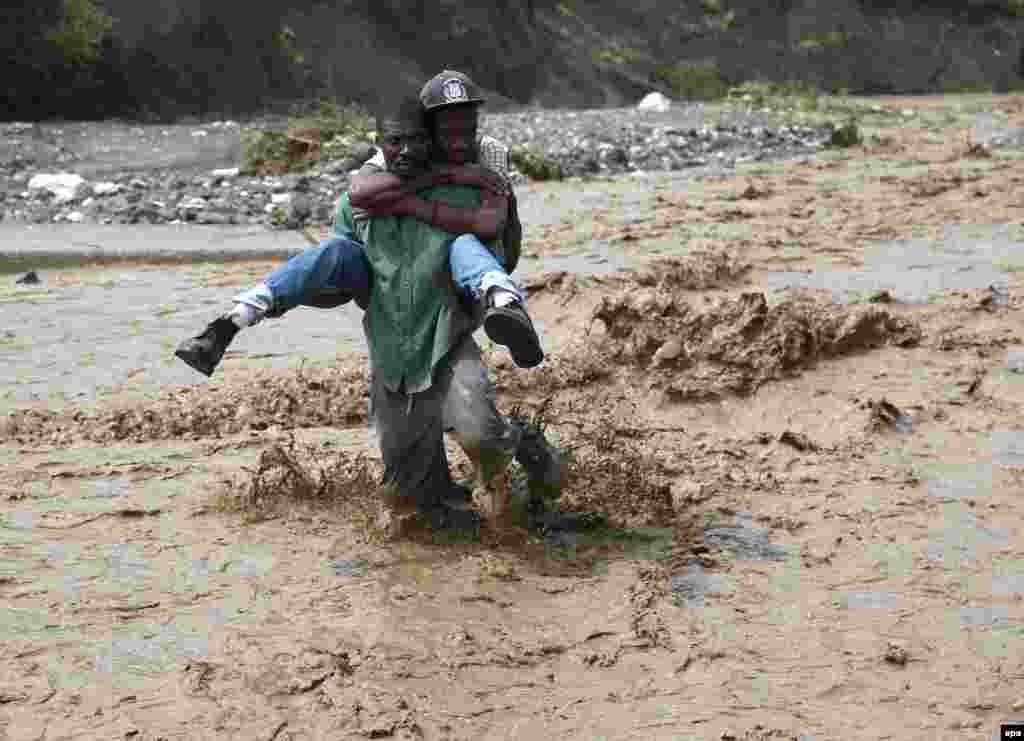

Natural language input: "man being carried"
[175,71,542,375]
[349,70,542,368]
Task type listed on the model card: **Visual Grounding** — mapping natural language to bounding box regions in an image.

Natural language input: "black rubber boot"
[483,300,544,369]
[441,480,474,507]
[174,316,239,377]
[418,498,481,533]
[511,417,563,499]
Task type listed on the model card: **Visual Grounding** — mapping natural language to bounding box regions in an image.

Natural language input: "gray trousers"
[371,335,521,512]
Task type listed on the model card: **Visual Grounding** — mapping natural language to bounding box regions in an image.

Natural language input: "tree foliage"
[45,0,113,66]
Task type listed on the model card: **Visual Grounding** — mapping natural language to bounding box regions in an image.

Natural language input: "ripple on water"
[89,479,130,498]
[927,510,1010,565]
[923,464,992,500]
[992,431,1024,466]
[328,559,371,578]
[704,513,787,561]
[766,225,1015,305]
[95,622,210,682]
[834,592,900,610]
[670,562,731,607]
[957,607,1011,626]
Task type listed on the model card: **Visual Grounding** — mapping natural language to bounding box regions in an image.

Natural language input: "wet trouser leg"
[448,234,524,309]
[233,237,371,319]
[371,335,521,520]
[370,370,454,511]
[440,336,522,521]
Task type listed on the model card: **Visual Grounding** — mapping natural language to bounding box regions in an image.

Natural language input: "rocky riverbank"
[0,106,831,231]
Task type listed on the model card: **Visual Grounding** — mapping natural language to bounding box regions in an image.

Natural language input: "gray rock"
[289,193,312,223]
[195,211,235,225]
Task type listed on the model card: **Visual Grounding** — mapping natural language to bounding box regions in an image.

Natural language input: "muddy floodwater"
[3,95,1024,740]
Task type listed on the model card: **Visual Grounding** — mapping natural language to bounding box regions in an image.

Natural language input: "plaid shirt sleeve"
[365,147,386,171]
[477,135,512,191]
[474,135,514,265]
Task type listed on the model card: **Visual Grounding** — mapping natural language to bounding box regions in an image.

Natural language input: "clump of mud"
[525,248,751,299]
[1,362,371,446]
[630,249,752,291]
[213,433,383,524]
[493,345,614,398]
[594,290,922,400]
[554,412,676,529]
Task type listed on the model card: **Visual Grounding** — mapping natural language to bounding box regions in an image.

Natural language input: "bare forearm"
[394,196,505,241]
[348,172,403,207]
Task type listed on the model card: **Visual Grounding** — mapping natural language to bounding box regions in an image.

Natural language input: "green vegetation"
[1008,0,1024,16]
[728,79,820,110]
[45,0,113,66]
[239,98,373,176]
[798,30,851,52]
[510,145,565,181]
[273,25,305,67]
[593,45,642,66]
[654,60,732,101]
[827,118,863,148]
[240,128,289,176]
[698,0,737,30]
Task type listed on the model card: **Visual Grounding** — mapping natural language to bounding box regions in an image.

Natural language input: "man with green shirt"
[337,96,524,531]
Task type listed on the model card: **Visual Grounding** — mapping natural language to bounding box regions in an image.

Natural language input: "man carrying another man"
[176,75,558,531]
[176,70,541,375]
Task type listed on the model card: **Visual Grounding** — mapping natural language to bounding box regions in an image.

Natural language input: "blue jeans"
[235,237,371,318]
[234,234,521,319]
[448,234,523,307]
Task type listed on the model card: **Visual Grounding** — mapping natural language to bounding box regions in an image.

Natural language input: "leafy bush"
[654,60,731,101]
[273,25,305,67]
[240,99,374,176]
[827,118,862,148]
[728,79,819,108]
[290,98,374,160]
[511,146,564,181]
[45,0,113,66]
[593,45,642,66]
[700,0,722,15]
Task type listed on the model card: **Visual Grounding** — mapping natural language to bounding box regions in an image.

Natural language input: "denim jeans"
[234,237,371,318]
[233,234,522,321]
[448,234,524,307]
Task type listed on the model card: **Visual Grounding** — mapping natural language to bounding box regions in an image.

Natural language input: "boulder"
[27,173,87,204]
[637,92,672,113]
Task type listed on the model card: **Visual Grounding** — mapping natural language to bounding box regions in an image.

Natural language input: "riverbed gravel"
[0,106,831,231]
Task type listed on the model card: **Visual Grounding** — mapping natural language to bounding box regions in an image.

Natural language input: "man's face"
[379,120,431,178]
[431,106,479,166]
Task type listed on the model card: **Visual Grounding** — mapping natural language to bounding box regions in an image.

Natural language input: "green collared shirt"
[331,187,488,394]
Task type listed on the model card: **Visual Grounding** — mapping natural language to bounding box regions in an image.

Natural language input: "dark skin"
[349,106,510,242]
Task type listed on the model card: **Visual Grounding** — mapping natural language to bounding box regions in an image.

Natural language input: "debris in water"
[884,641,909,666]
[977,284,1010,310]
[866,398,912,433]
[778,430,819,452]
